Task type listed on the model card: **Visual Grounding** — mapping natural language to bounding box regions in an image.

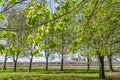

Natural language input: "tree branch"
[0,0,85,32]
[0,0,27,13]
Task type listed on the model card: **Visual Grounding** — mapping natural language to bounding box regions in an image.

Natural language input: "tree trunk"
[45,56,48,71]
[98,56,106,79]
[3,54,7,70]
[61,29,64,71]
[14,60,17,72]
[61,53,64,71]
[13,53,19,72]
[28,54,33,73]
[108,55,113,72]
[87,57,90,70]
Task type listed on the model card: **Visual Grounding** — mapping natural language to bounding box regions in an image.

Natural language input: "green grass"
[0,66,116,80]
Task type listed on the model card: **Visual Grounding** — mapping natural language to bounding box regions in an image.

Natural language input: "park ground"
[0,66,119,80]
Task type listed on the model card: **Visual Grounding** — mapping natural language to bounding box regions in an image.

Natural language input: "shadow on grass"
[7,75,99,80]
[20,68,99,74]
[0,66,111,80]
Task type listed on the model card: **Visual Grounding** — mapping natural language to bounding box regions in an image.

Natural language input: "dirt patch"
[108,72,120,80]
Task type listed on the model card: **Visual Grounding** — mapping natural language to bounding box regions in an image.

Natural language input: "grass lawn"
[0,66,116,80]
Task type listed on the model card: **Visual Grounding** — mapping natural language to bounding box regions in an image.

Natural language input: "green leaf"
[32,48,39,55]
[27,34,34,43]
[9,47,19,55]
[0,0,5,5]
[0,44,5,51]
[40,44,46,49]
[8,0,16,3]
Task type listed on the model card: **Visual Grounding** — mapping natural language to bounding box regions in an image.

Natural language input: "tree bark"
[3,54,7,70]
[61,53,64,71]
[108,55,113,72]
[45,56,48,71]
[13,53,19,72]
[98,55,106,79]
[61,29,64,71]
[13,60,17,72]
[87,57,90,70]
[28,54,33,73]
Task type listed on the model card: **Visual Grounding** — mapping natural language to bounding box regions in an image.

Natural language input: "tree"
[71,0,120,79]
[40,23,56,71]
[1,30,17,71]
[2,47,9,70]
[0,44,6,70]
[54,18,72,71]
[4,9,29,72]
[27,31,41,73]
